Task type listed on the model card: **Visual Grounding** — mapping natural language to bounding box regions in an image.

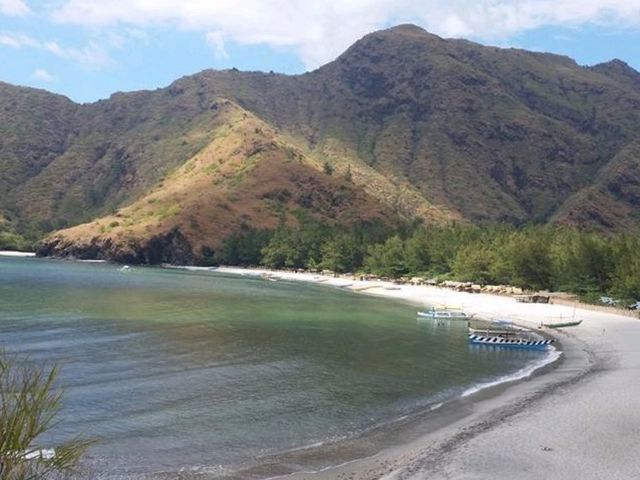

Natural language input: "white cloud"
[0,32,38,48]
[0,0,30,16]
[44,40,111,68]
[553,33,576,42]
[50,0,640,69]
[206,31,228,60]
[0,31,112,69]
[127,28,149,42]
[33,68,55,82]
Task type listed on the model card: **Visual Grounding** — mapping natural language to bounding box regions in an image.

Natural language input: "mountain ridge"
[2,24,640,262]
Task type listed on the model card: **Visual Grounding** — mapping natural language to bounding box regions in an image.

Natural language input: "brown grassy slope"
[38,101,399,264]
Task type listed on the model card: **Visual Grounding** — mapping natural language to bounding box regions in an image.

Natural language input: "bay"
[0,257,543,478]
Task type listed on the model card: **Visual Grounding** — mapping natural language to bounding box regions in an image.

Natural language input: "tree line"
[214,217,640,303]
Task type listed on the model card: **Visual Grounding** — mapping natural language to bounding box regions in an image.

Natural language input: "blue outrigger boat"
[468,333,554,350]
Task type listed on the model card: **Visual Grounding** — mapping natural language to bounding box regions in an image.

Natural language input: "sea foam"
[461,346,561,398]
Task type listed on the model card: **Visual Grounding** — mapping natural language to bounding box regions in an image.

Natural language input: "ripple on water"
[1,257,546,477]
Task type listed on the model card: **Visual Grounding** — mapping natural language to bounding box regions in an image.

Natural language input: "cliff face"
[37,228,198,265]
[3,24,640,263]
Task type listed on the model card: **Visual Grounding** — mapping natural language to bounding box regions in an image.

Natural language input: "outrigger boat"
[468,326,514,335]
[468,333,554,350]
[542,319,582,329]
[467,318,524,336]
[417,307,470,321]
[543,304,583,329]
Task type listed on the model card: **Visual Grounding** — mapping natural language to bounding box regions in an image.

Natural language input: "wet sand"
[217,267,640,480]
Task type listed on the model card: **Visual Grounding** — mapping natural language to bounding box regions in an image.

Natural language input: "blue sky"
[1,0,640,103]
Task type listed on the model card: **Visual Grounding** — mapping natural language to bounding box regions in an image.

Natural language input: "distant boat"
[417,307,470,320]
[542,319,583,328]
[468,333,554,350]
[260,273,279,282]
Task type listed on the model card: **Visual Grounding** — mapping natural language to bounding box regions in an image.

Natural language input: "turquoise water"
[0,258,545,478]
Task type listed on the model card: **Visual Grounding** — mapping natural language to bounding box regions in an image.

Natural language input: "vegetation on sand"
[216,221,640,303]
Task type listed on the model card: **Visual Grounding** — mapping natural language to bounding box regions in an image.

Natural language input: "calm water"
[0,258,545,478]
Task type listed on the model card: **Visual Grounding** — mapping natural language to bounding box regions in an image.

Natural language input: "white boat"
[417,308,470,320]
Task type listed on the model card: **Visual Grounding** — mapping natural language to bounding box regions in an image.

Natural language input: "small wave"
[461,346,561,397]
[256,399,448,465]
[256,355,561,479]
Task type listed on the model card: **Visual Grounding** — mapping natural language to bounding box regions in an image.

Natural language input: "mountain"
[553,140,640,230]
[2,24,640,263]
[38,100,397,264]
[175,25,640,225]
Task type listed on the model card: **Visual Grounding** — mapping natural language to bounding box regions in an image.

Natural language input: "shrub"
[0,351,93,479]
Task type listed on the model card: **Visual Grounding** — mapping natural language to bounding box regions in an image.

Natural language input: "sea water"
[0,257,552,478]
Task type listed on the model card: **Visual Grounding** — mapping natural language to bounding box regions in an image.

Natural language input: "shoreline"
[215,266,640,479]
[0,250,36,257]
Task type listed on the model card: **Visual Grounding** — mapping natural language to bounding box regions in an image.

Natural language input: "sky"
[1,0,640,103]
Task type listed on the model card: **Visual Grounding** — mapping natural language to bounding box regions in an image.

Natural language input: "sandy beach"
[217,266,640,480]
[0,250,36,257]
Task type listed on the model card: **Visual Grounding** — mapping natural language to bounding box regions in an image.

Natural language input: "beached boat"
[417,308,470,320]
[543,319,583,329]
[468,333,554,350]
[467,319,526,336]
[468,326,515,335]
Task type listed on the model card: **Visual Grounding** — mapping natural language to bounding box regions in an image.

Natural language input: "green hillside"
[2,24,640,262]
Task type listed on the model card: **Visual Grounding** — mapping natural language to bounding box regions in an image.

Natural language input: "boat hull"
[468,334,553,350]
[468,327,515,335]
[542,320,582,328]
